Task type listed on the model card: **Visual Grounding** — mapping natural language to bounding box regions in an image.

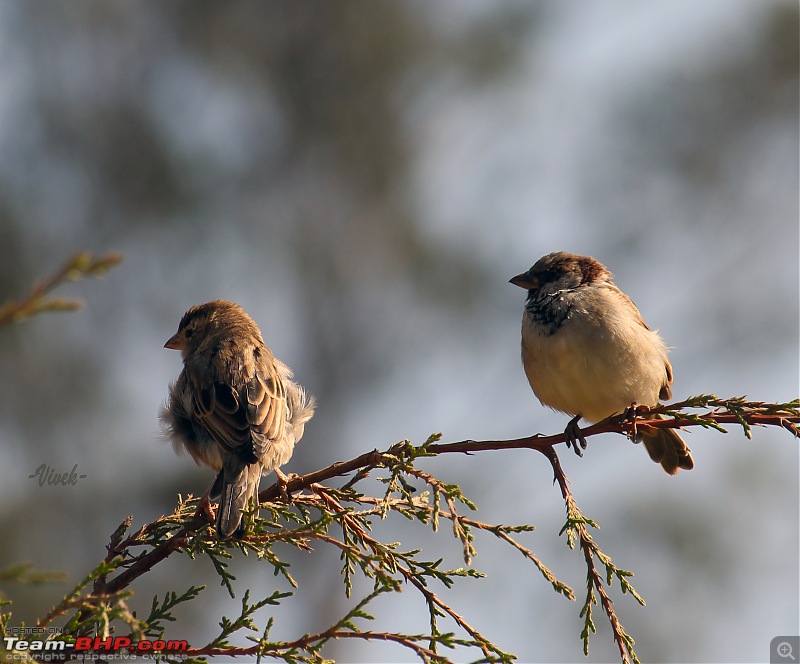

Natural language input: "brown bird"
[161,300,315,538]
[510,252,693,474]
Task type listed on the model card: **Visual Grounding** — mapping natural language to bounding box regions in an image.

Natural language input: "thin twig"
[0,251,122,326]
[186,629,447,661]
[541,445,638,664]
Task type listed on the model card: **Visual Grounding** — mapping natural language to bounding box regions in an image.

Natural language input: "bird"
[161,300,315,539]
[510,252,693,474]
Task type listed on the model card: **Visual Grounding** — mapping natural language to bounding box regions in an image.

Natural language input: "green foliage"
[658,395,800,438]
[145,586,205,639]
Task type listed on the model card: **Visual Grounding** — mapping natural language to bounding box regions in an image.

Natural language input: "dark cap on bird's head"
[510,252,610,292]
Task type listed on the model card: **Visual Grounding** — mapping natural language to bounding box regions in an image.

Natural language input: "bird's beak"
[509,271,539,290]
[164,333,184,351]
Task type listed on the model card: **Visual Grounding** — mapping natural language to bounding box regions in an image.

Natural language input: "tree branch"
[87,397,798,602]
[266,396,799,500]
[40,395,795,663]
[0,251,122,326]
[541,445,640,664]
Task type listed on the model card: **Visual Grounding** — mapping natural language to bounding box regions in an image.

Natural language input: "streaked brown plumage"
[511,252,693,474]
[161,300,315,538]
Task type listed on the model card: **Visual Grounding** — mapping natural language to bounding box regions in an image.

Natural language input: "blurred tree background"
[0,1,797,662]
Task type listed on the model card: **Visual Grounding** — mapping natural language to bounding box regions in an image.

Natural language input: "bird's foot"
[274,468,300,501]
[194,492,216,527]
[564,414,588,457]
[622,402,645,441]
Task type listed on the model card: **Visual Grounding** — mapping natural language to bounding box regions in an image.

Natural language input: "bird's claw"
[564,415,588,457]
[194,493,216,526]
[274,469,300,502]
[622,402,644,441]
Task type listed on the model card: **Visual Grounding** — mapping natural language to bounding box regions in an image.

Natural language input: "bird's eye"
[537,269,555,283]
[185,328,194,339]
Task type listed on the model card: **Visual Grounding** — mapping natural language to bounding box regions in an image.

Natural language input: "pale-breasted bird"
[510,252,693,474]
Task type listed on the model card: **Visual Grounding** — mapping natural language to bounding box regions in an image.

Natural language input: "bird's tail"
[637,416,694,475]
[212,456,262,539]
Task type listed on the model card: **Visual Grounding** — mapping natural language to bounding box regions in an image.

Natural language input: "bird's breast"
[520,304,668,422]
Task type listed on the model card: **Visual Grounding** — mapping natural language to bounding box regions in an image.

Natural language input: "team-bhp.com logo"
[3,635,188,658]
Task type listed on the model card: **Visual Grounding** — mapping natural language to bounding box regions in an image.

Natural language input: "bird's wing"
[184,352,287,463]
[659,359,674,401]
[613,287,652,332]
[246,364,287,459]
[612,285,674,401]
